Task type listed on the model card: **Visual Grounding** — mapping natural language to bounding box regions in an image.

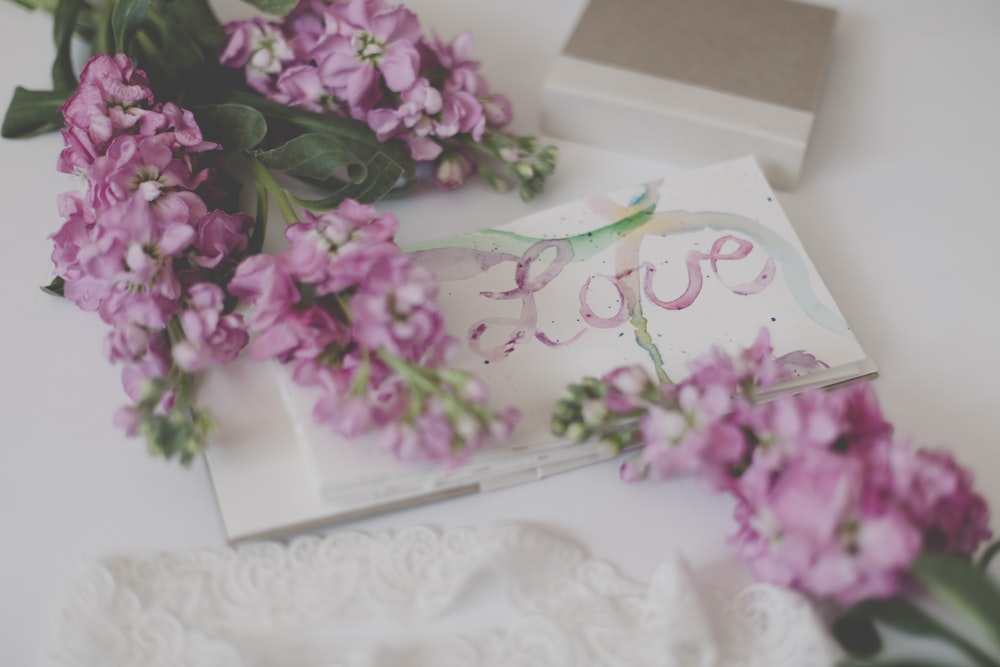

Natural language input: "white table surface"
[2,0,999,663]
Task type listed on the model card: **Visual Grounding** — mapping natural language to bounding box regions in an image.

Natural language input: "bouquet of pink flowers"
[555,329,1000,666]
[218,0,554,199]
[3,0,542,463]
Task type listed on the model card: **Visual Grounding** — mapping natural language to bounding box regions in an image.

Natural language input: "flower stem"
[376,349,447,400]
[252,159,298,225]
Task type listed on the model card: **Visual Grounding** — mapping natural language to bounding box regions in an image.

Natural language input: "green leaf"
[979,539,1000,571]
[10,0,51,9]
[160,0,225,48]
[832,612,882,658]
[851,596,999,667]
[238,0,299,16]
[838,660,983,667]
[193,104,268,153]
[291,151,405,209]
[40,276,65,298]
[1,87,66,138]
[218,89,414,176]
[51,0,82,91]
[128,10,206,101]
[253,133,367,185]
[111,0,151,52]
[913,553,1000,656]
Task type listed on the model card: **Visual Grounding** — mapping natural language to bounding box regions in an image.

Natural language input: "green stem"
[93,0,113,54]
[252,159,298,225]
[248,175,268,256]
[348,347,371,397]
[377,348,467,409]
[332,292,353,324]
[132,30,158,61]
[377,350,492,435]
[462,135,502,161]
[376,349,446,399]
[166,315,184,346]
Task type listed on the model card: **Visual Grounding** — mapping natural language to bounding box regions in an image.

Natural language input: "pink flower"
[433,149,476,190]
[57,126,99,175]
[219,18,294,95]
[224,195,514,462]
[86,134,208,232]
[98,281,181,330]
[436,89,485,141]
[117,330,172,402]
[401,134,442,161]
[751,382,892,458]
[605,365,654,408]
[365,77,442,145]
[113,405,143,437]
[480,93,513,128]
[146,103,219,154]
[50,52,250,451]
[105,320,158,365]
[217,0,533,198]
[422,30,486,96]
[379,396,457,463]
[248,305,348,362]
[229,254,301,330]
[274,65,336,112]
[739,327,786,389]
[733,444,923,605]
[888,442,992,555]
[576,328,992,607]
[190,210,252,269]
[283,201,399,293]
[172,283,249,372]
[421,31,511,132]
[58,54,155,167]
[314,0,422,115]
[283,0,338,57]
[376,396,518,465]
[635,406,748,489]
[313,393,375,437]
[381,411,453,462]
[49,193,92,282]
[62,277,112,312]
[350,250,448,362]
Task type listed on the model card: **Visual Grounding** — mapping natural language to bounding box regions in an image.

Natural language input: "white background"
[1,0,999,663]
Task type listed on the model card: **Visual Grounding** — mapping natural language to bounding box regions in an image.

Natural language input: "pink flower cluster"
[730,385,989,605]
[219,0,514,188]
[557,330,991,605]
[50,54,252,435]
[229,198,518,462]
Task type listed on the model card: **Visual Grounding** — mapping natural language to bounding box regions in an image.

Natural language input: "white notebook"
[203,157,876,543]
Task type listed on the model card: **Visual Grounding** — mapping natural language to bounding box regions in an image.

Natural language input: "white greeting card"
[203,157,875,543]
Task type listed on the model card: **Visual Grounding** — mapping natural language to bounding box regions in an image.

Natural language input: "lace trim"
[54,523,839,666]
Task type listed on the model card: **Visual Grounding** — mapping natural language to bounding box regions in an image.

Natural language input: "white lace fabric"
[54,523,839,666]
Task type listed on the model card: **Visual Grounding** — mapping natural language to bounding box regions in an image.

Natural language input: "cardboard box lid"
[563,0,837,113]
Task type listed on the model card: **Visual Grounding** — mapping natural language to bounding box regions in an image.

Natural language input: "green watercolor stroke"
[405,201,657,263]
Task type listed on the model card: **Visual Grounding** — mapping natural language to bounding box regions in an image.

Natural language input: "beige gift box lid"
[542,0,837,189]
